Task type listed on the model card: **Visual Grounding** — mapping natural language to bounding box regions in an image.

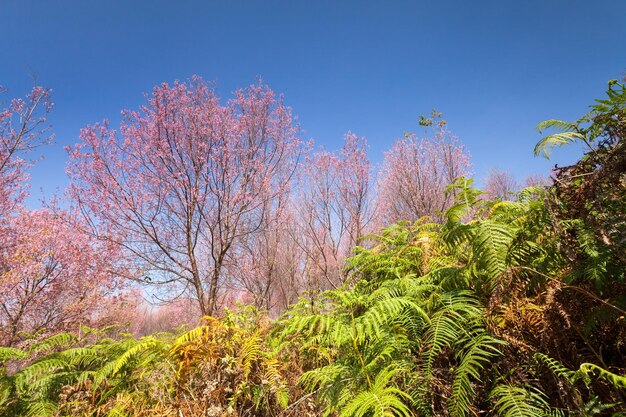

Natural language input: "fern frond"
[471,219,514,281]
[30,332,78,354]
[534,353,576,382]
[94,337,164,389]
[578,363,626,389]
[171,324,211,348]
[448,333,505,417]
[0,346,27,362]
[15,358,67,391]
[358,297,429,343]
[299,364,353,393]
[534,131,585,159]
[238,330,262,378]
[339,367,413,417]
[536,119,578,133]
[24,399,58,417]
[490,384,550,417]
[422,307,463,375]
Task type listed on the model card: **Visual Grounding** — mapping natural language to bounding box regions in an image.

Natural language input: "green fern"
[23,399,58,417]
[490,384,551,417]
[338,367,413,417]
[0,346,27,362]
[29,332,78,355]
[92,336,168,398]
[578,363,626,389]
[534,353,576,381]
[534,129,585,159]
[448,332,504,417]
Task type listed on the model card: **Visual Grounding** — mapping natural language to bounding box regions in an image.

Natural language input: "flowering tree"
[524,173,551,188]
[377,123,470,224]
[0,85,135,345]
[484,168,520,200]
[134,297,200,335]
[296,133,374,291]
[230,196,305,313]
[67,78,302,315]
[336,133,374,246]
[0,85,53,219]
[0,210,129,346]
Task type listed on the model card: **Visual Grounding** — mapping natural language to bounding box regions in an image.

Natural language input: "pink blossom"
[66,77,303,316]
[377,125,471,224]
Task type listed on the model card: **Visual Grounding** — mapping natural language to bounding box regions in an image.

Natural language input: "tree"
[295,132,374,291]
[0,85,53,219]
[484,168,520,200]
[230,197,305,313]
[0,85,134,345]
[0,209,130,346]
[336,132,374,246]
[377,121,471,224]
[134,297,200,335]
[523,174,551,188]
[66,77,302,316]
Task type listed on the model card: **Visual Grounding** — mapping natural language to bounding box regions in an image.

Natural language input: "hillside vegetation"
[1,81,624,416]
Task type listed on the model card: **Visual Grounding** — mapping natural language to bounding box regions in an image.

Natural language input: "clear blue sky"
[2,0,625,206]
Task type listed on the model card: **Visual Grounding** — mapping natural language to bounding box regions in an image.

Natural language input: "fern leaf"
[358,297,429,343]
[536,119,578,133]
[15,358,67,391]
[0,346,27,362]
[534,353,575,382]
[94,338,163,389]
[448,333,504,417]
[490,384,550,417]
[578,363,626,389]
[238,330,262,378]
[339,367,413,417]
[472,220,514,281]
[24,399,58,417]
[422,309,462,375]
[29,332,78,354]
[534,131,585,159]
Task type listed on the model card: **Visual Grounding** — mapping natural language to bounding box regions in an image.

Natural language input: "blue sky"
[2,0,625,206]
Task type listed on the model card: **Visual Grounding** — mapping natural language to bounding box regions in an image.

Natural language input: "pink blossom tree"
[230,195,305,313]
[134,297,200,336]
[336,133,375,246]
[267,216,307,311]
[377,123,471,224]
[0,85,53,219]
[295,132,374,291]
[0,85,136,345]
[484,168,520,200]
[66,77,302,316]
[0,209,129,346]
[524,173,552,188]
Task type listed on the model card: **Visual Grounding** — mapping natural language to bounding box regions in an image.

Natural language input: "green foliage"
[578,364,626,389]
[281,151,624,416]
[0,309,291,417]
[448,332,504,417]
[281,185,529,416]
[490,384,551,417]
[339,367,414,417]
[535,79,625,159]
[0,346,27,362]
[534,128,585,159]
[536,80,625,287]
